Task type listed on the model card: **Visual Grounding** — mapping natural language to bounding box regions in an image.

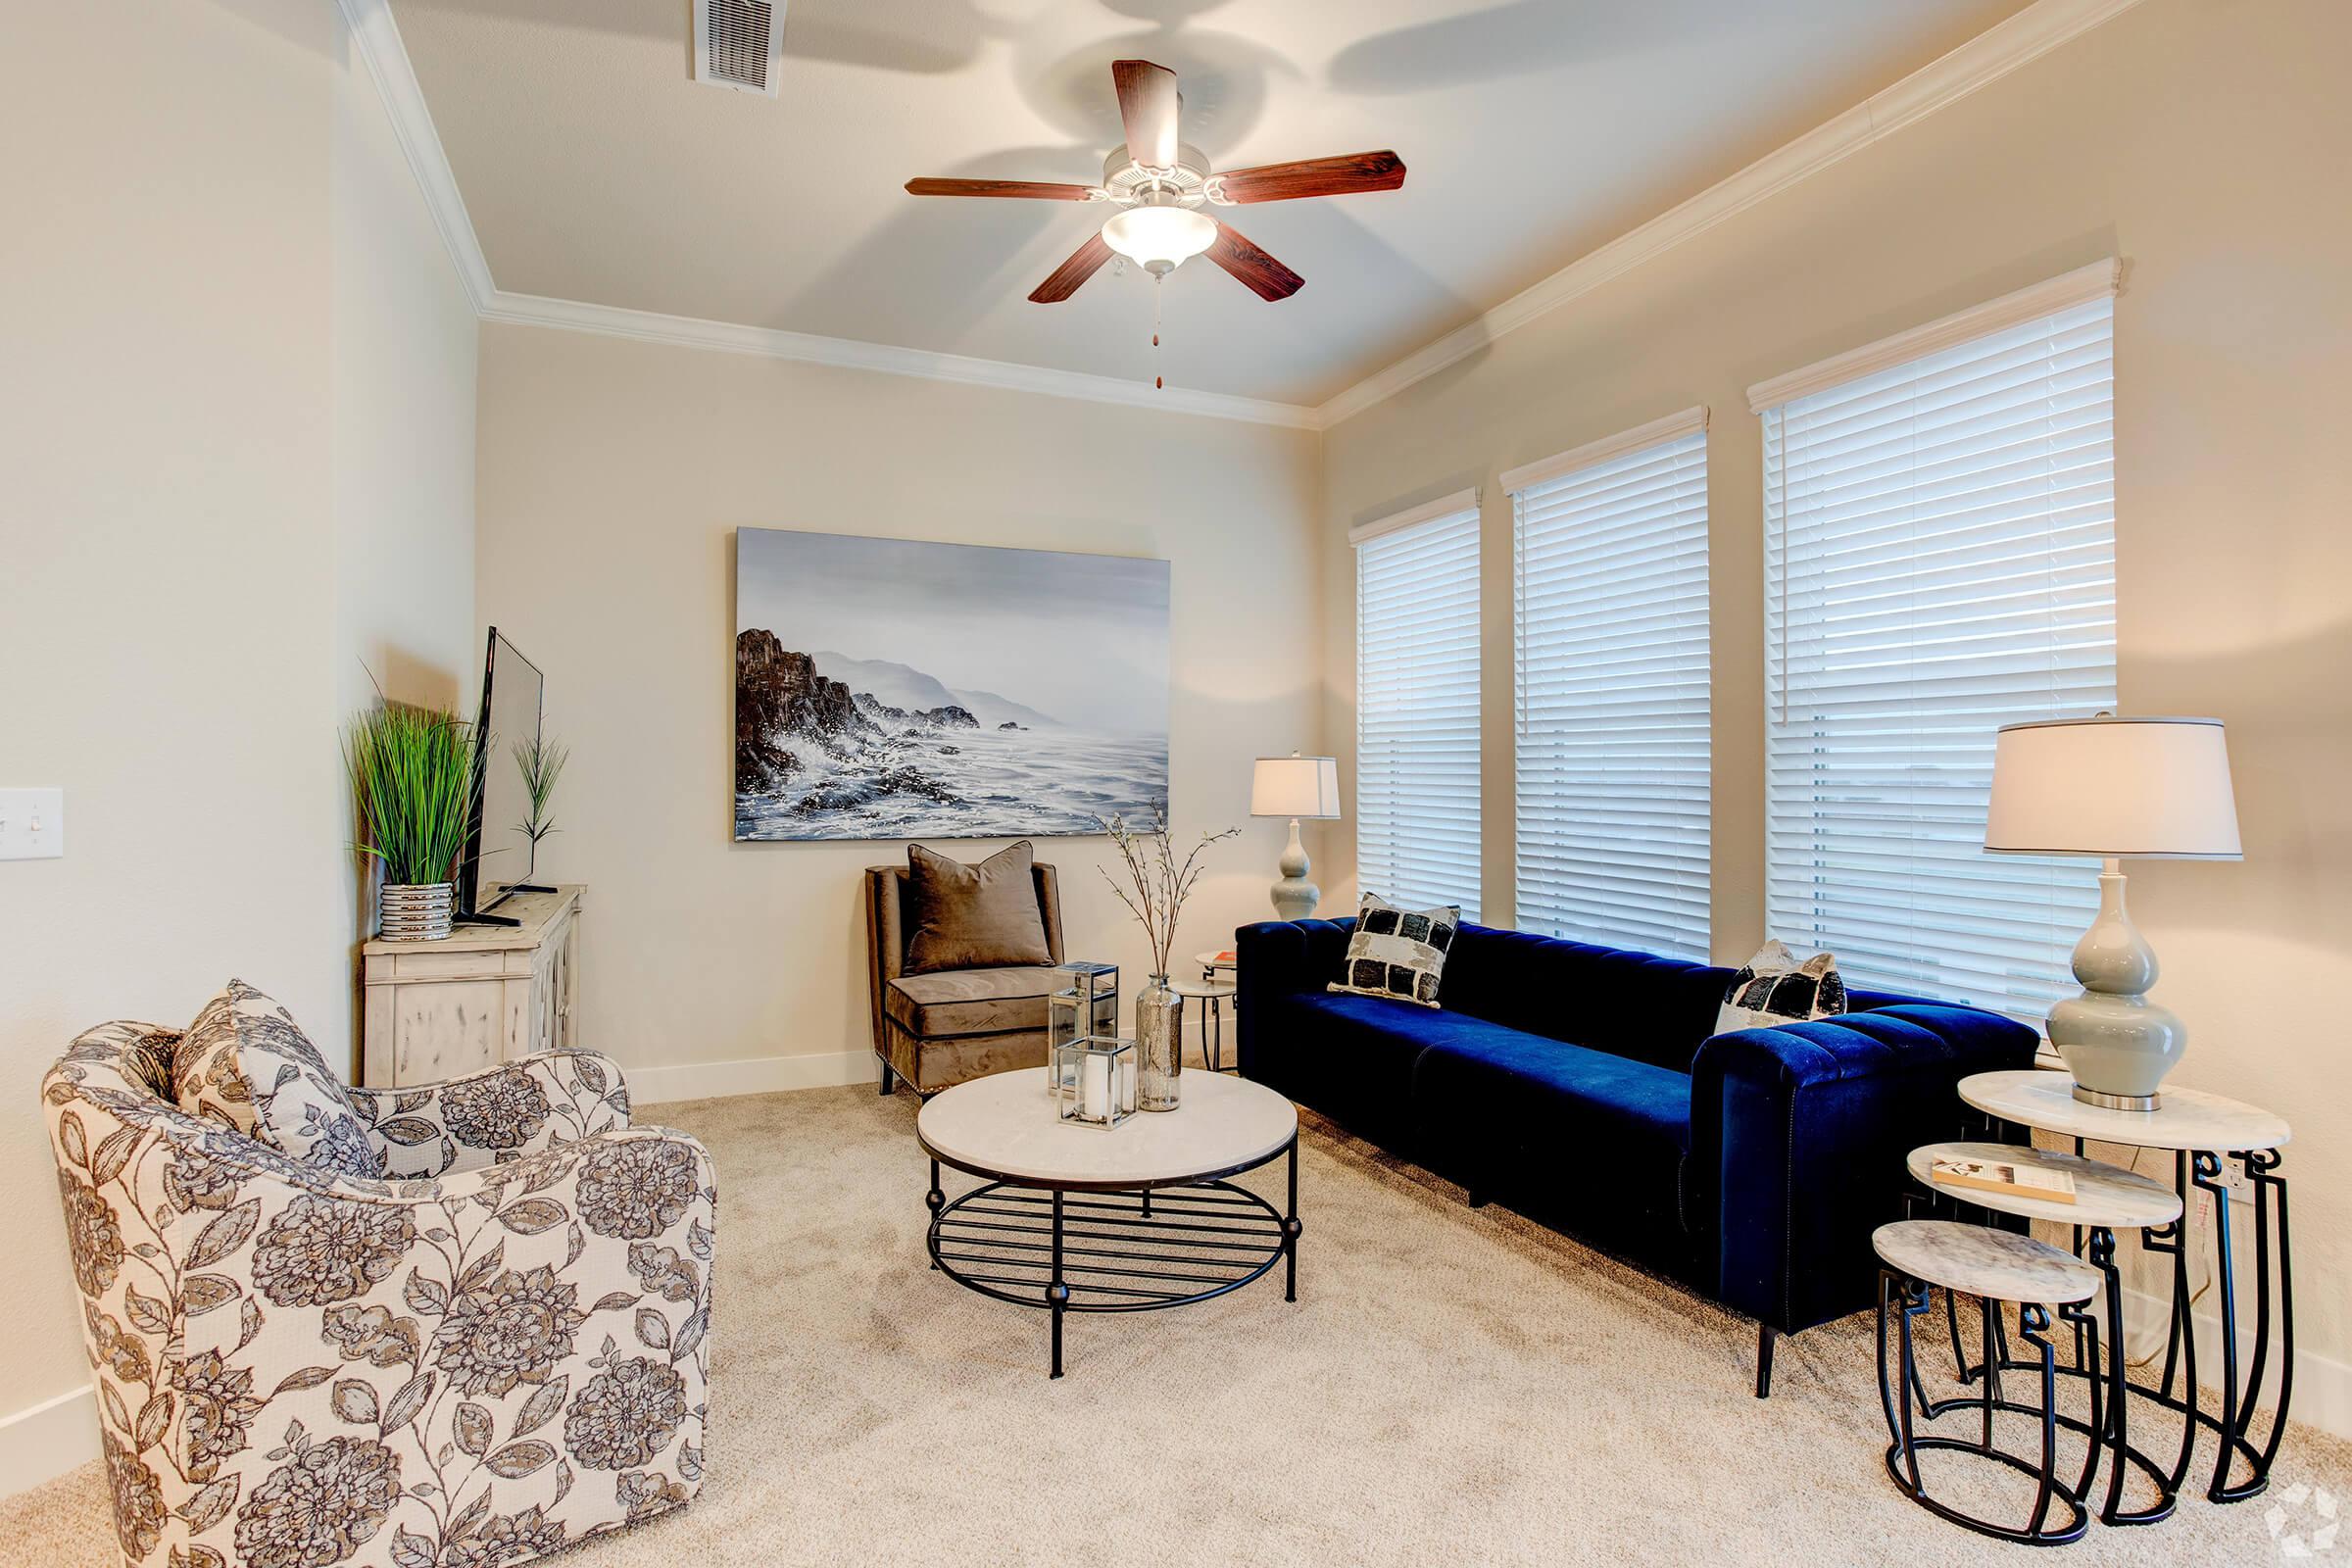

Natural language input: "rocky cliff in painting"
[735,628,973,808]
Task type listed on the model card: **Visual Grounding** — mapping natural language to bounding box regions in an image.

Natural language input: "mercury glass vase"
[1135,974,1181,1111]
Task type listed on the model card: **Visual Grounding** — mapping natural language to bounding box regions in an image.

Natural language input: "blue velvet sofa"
[1234,918,2037,1395]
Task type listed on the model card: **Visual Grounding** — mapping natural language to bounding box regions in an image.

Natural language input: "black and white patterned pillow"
[1716,940,1847,1035]
[1328,892,1459,1008]
[174,978,386,1179]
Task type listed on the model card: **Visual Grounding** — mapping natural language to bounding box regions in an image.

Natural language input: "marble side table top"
[1875,1219,2102,1305]
[1168,976,1237,1000]
[918,1068,1296,1189]
[1908,1141,2182,1230]
[1959,1070,2290,1153]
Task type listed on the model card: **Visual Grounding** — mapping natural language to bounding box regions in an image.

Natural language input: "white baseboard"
[2118,1284,2352,1449]
[627,1049,875,1106]
[0,1384,98,1498]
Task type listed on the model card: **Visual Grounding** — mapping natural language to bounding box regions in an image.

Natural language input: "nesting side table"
[1957,1070,2294,1509]
[1875,1218,2106,1545]
[1906,1141,2181,1525]
[1168,975,1238,1072]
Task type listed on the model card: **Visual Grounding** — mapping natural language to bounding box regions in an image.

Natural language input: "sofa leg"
[1755,1324,1777,1399]
[878,1060,895,1097]
[1466,1189,1490,1209]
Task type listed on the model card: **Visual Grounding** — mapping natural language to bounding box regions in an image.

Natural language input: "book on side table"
[1931,1156,2077,1204]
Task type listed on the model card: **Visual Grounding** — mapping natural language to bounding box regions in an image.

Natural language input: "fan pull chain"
[1152,273,1164,391]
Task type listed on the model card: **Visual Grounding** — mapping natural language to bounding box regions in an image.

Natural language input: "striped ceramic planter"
[378,881,454,942]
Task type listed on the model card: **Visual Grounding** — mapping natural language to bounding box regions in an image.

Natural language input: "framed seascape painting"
[733,527,1172,842]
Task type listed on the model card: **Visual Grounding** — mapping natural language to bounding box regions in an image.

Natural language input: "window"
[1353,493,1481,919]
[1753,263,2118,1023]
[1507,410,1711,960]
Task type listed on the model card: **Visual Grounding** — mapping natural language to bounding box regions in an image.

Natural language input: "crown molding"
[479,291,1322,428]
[337,0,1314,429]
[336,0,494,312]
[345,0,2143,438]
[1311,0,2151,429]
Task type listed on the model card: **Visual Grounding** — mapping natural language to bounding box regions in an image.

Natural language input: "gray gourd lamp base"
[2048,861,2183,1111]
[1268,817,1320,920]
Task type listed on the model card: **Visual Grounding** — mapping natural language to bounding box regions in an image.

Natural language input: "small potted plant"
[345,700,479,942]
[512,731,568,886]
[1099,810,1238,1110]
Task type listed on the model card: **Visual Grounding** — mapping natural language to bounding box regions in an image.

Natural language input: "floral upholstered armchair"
[44,986,715,1568]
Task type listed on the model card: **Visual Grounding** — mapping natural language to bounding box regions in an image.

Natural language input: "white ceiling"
[392,0,2033,409]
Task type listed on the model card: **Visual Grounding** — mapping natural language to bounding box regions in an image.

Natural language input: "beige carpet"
[7,1081,2345,1567]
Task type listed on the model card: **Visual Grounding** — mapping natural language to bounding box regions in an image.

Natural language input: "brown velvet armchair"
[865,860,1068,1095]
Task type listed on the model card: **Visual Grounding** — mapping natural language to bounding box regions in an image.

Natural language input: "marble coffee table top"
[1959,1070,2290,1153]
[1875,1219,2101,1305]
[1908,1141,2182,1230]
[918,1068,1296,1190]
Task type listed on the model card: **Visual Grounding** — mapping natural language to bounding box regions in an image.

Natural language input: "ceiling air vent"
[693,0,786,98]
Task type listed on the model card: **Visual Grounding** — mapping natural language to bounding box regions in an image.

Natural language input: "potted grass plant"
[345,700,480,942]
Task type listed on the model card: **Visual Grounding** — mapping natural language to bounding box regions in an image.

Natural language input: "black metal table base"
[1879,1273,2094,1546]
[925,1138,1299,1377]
[1945,1119,2297,1512]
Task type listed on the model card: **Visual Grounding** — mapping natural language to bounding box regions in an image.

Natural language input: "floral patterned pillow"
[174,979,385,1179]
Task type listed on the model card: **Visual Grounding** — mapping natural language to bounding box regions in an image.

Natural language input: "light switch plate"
[0,788,65,860]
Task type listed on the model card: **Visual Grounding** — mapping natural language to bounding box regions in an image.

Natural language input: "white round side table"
[1168,975,1238,1072]
[1907,1141,2180,1525]
[1873,1218,2103,1545]
[1957,1069,2294,1509]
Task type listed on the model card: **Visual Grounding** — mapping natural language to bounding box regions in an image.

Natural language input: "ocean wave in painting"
[735,724,1168,841]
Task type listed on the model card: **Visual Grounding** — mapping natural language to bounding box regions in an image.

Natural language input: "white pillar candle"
[1118,1052,1137,1114]
[1082,1052,1110,1121]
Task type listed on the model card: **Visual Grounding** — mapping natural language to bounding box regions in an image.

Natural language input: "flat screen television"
[459,628,551,925]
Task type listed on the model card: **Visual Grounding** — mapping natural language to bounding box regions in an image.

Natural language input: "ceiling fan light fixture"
[1101,204,1216,276]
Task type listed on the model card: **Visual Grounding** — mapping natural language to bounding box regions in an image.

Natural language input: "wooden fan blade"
[1205,220,1303,301]
[906,178,1095,201]
[1111,59,1181,170]
[1215,151,1406,204]
[1029,233,1115,303]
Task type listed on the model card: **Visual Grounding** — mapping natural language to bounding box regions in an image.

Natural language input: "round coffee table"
[916,1070,1301,1378]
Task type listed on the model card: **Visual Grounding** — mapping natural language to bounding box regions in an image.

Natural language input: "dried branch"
[1095,810,1240,977]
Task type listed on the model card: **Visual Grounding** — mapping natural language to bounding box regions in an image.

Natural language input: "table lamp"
[1250,754,1342,919]
[1984,714,2241,1109]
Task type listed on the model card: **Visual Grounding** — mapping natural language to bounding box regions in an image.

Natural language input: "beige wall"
[1321,0,2352,1417]
[0,0,476,1483]
[472,324,1323,1100]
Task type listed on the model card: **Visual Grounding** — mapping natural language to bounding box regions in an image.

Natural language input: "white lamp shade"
[1984,716,2242,858]
[1251,755,1342,819]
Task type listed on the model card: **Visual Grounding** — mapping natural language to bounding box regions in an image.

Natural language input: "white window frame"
[1351,491,1482,920]
[1506,408,1711,961]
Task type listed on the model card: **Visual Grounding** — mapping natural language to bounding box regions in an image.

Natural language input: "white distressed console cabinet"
[361,885,582,1087]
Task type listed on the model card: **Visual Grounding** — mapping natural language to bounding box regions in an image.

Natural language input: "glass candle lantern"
[1054,1037,1137,1129]
[1047,960,1120,1091]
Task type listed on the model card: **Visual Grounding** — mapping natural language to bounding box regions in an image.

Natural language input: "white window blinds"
[1507,410,1710,960]
[1354,496,1481,920]
[1755,270,2117,1023]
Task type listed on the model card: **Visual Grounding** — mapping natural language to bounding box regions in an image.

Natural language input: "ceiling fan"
[906,59,1406,305]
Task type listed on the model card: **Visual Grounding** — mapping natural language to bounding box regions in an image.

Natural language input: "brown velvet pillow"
[904,841,1053,974]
